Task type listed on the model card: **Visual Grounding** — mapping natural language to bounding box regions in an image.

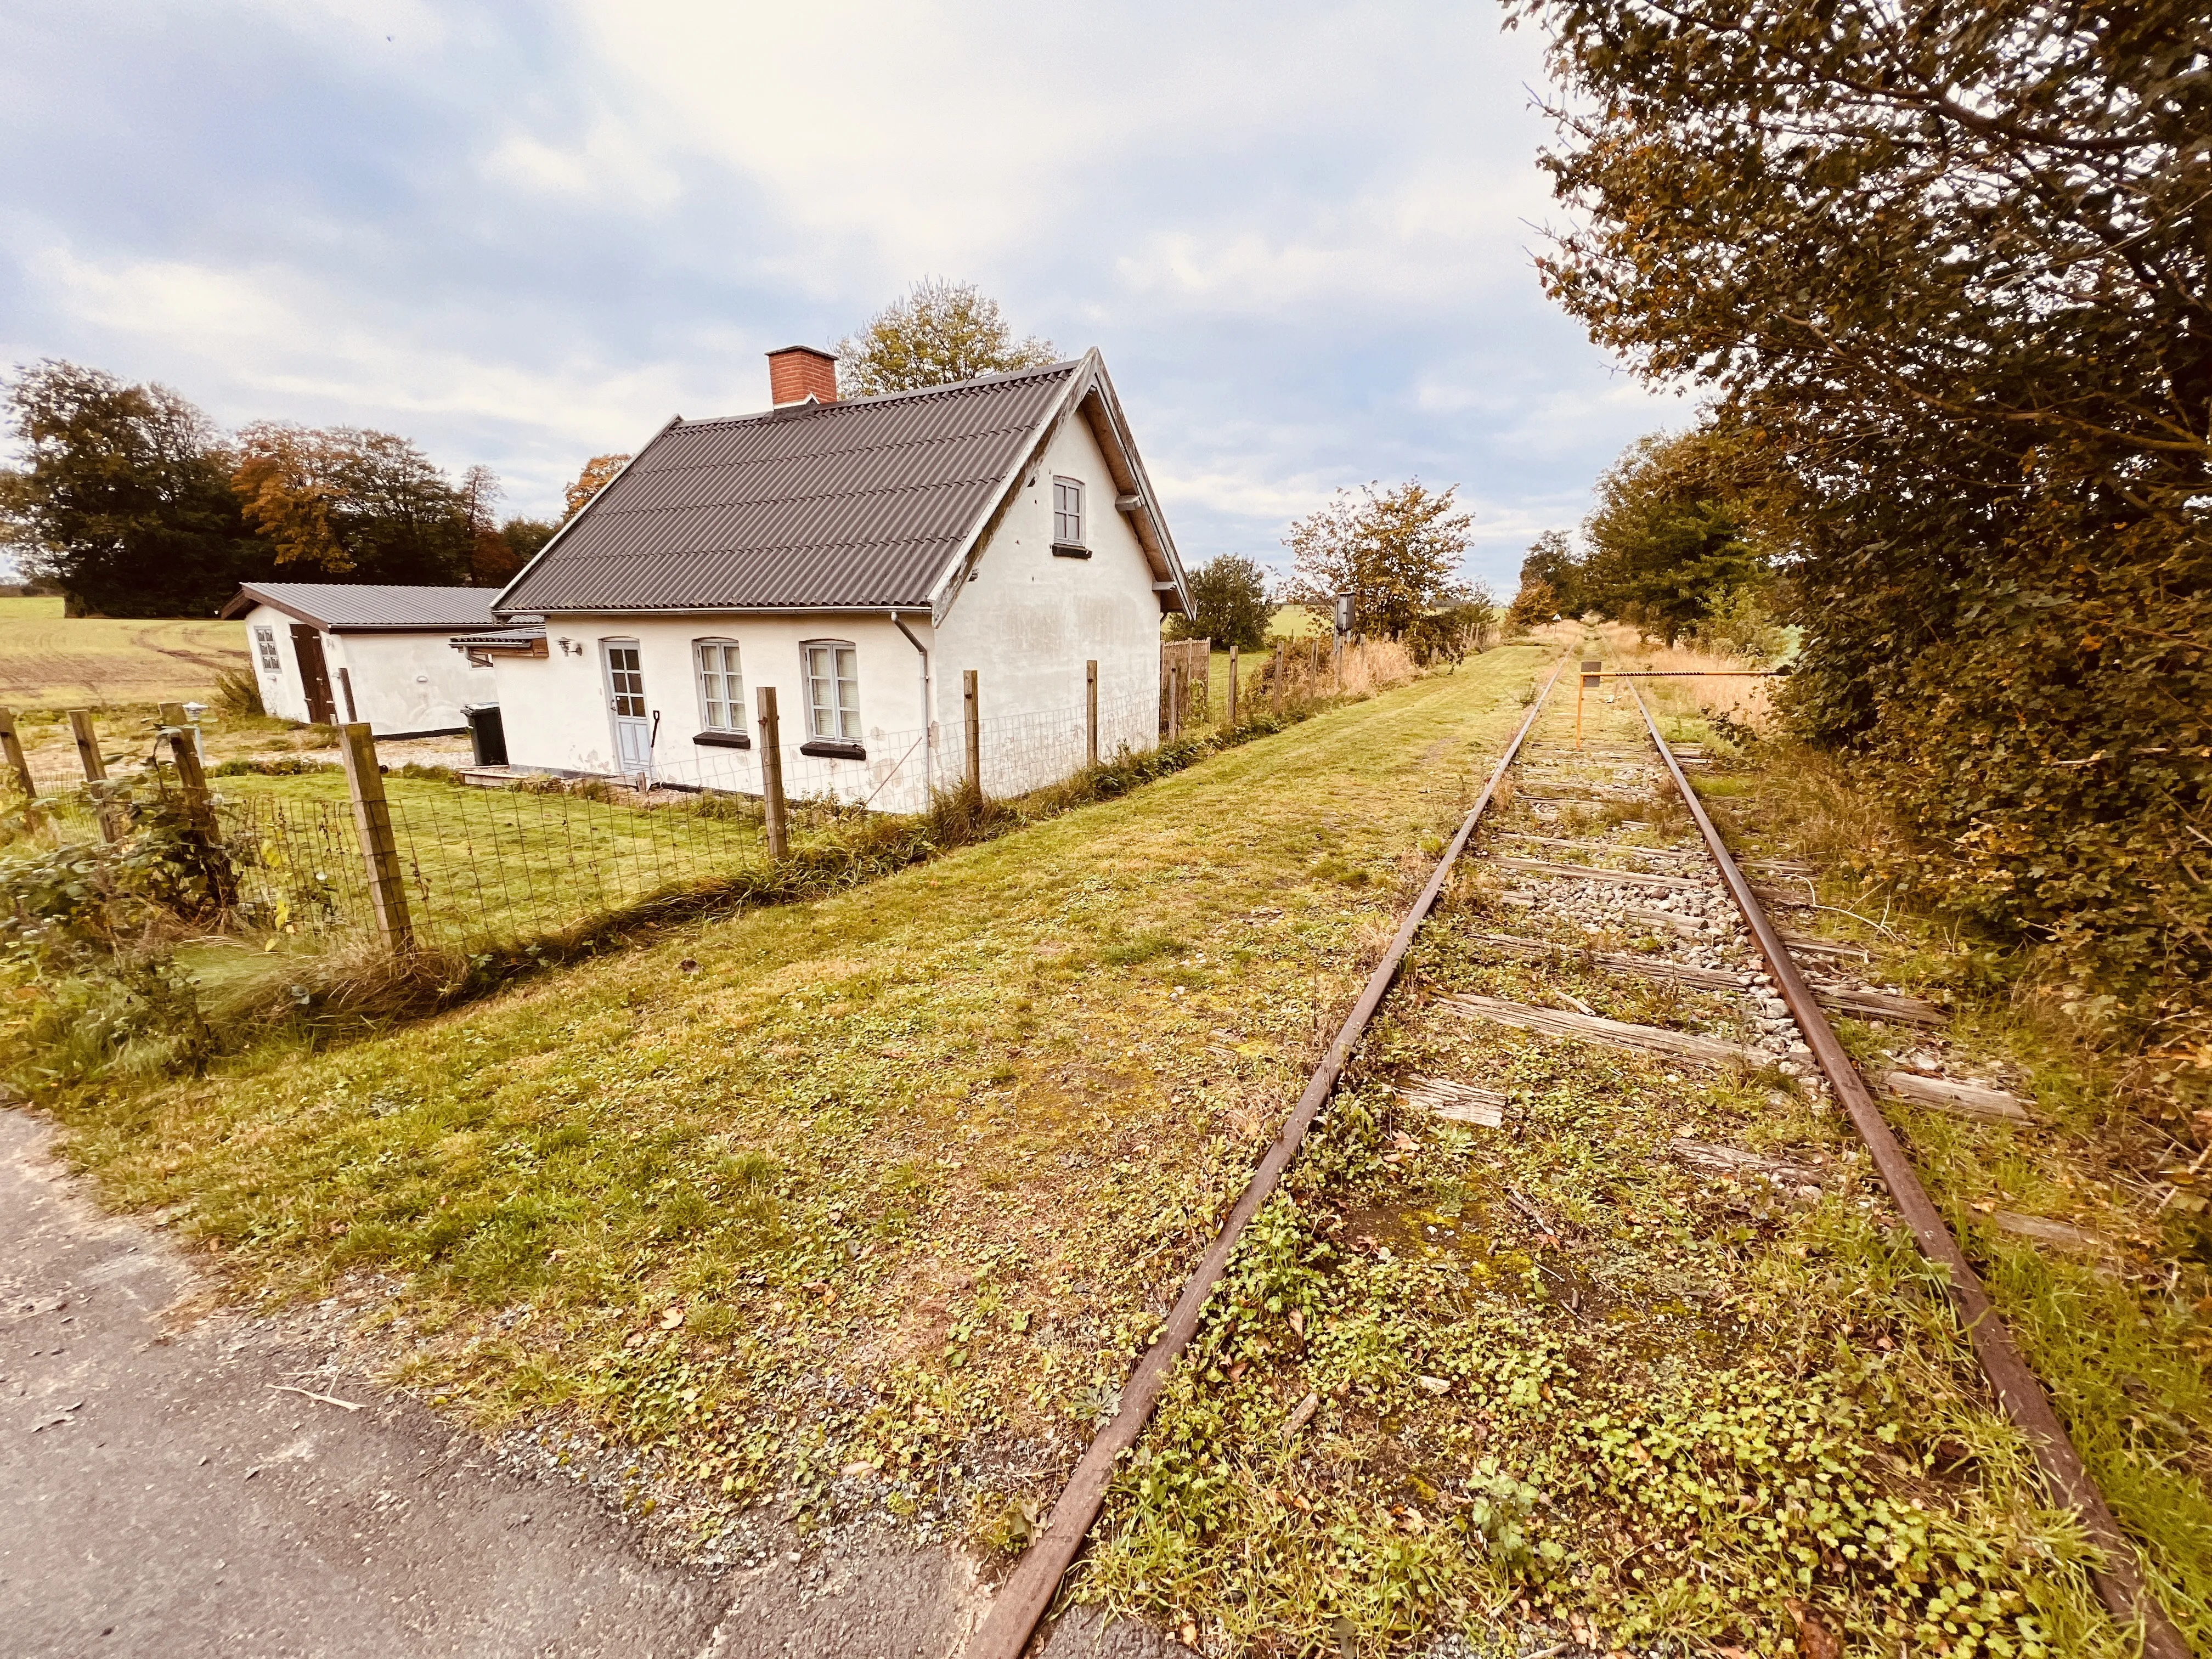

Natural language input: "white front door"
[602,642,653,774]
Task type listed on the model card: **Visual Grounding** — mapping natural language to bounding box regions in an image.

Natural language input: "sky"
[0,0,1689,596]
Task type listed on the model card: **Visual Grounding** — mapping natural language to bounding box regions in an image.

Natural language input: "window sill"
[1051,542,1092,559]
[799,739,866,760]
[692,731,751,749]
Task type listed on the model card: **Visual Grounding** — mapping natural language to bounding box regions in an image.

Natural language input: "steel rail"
[962,659,1567,1659]
[1630,681,2190,1659]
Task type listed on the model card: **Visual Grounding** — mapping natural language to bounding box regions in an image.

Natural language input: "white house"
[482,347,1190,812]
[218,583,505,737]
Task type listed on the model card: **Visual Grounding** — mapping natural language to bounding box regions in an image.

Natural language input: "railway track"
[971,663,2185,1659]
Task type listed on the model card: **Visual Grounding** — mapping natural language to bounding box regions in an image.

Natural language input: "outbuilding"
[483,347,1190,811]
[218,583,509,737]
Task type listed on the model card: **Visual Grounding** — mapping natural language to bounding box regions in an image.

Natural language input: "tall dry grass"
[1545,619,1780,734]
[1338,637,1420,699]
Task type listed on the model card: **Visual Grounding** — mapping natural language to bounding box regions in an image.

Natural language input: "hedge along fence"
[0,643,1434,1085]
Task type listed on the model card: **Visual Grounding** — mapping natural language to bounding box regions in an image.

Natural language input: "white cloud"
[2,0,1652,549]
[18,242,704,507]
[482,119,681,208]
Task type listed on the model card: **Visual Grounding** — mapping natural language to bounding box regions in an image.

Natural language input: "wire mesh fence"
[211,775,782,949]
[10,647,1413,958]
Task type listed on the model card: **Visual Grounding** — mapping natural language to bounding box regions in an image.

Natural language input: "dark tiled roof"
[498,361,1080,615]
[220,583,505,630]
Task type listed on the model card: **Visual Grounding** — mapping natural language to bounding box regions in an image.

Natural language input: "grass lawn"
[45,645,1554,1561]
[0,595,247,711]
[210,770,772,948]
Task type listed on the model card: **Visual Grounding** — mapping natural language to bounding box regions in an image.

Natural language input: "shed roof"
[494,352,1187,619]
[219,583,506,631]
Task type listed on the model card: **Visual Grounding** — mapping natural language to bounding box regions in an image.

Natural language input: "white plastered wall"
[930,409,1163,794]
[244,604,312,724]
[490,613,937,811]
[244,603,492,735]
[321,633,493,737]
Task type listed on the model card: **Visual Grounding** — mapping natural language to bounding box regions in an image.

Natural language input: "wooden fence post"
[1226,646,1239,729]
[0,707,35,800]
[338,723,414,949]
[68,709,105,782]
[1167,663,1183,742]
[963,669,982,794]
[757,686,788,860]
[1272,642,1286,715]
[162,702,235,907]
[1085,660,1098,768]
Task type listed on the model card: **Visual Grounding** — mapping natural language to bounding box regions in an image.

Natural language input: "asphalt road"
[0,1111,1177,1659]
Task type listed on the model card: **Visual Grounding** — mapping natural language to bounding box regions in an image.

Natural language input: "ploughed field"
[0,595,247,710]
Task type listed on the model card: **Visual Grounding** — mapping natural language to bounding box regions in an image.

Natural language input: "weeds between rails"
[1066,695,2179,1658]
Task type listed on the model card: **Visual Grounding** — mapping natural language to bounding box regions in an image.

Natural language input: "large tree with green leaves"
[1282,481,1474,639]
[836,279,1058,397]
[1581,430,1767,646]
[1169,554,1273,651]
[1511,529,1583,626]
[1514,0,2210,1024]
[0,361,271,617]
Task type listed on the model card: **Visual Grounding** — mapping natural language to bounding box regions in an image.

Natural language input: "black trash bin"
[462,704,507,768]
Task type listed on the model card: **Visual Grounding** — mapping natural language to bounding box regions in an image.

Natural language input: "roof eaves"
[922,353,1096,624]
[222,585,326,630]
[1080,360,1192,614]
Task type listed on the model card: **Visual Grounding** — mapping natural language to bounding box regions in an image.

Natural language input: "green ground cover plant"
[25,647,1553,1566]
[1075,693,2174,1656]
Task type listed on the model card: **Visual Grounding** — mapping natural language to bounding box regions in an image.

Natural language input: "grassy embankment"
[37,645,1553,1553]
[1071,651,2205,1656]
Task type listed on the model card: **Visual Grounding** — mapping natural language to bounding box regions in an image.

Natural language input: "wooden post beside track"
[756,687,788,860]
[963,669,982,794]
[1576,658,1601,749]
[337,723,413,949]
[1085,659,1098,768]
[1272,641,1285,715]
[0,707,35,801]
[1226,645,1238,729]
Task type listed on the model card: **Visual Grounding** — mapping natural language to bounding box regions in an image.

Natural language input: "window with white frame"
[254,625,280,673]
[693,639,745,732]
[803,641,861,741]
[1052,476,1085,547]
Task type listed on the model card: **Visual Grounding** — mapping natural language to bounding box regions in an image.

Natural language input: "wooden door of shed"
[291,624,337,725]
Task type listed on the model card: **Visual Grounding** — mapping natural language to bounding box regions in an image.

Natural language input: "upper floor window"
[253,625,280,673]
[803,641,861,740]
[694,639,745,732]
[1053,476,1085,547]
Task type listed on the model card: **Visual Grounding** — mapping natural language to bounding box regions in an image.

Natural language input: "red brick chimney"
[767,345,839,407]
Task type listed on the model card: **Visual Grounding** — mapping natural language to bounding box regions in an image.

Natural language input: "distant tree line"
[0,361,583,617]
[1509,425,1784,656]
